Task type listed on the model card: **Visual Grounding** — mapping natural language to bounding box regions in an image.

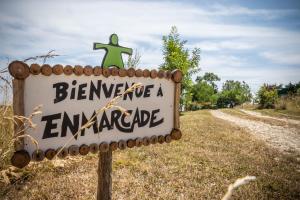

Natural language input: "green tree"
[217,80,252,108]
[192,72,220,108]
[196,72,220,92]
[257,84,278,108]
[277,82,300,96]
[160,26,201,110]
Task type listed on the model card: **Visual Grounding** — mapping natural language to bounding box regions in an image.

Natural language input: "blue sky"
[0,0,300,92]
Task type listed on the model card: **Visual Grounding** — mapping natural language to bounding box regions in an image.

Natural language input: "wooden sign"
[9,61,182,168]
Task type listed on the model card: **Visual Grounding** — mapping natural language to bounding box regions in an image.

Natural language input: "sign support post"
[97,150,112,200]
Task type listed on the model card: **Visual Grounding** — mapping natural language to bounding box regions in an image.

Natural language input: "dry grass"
[0,110,299,199]
[240,96,300,120]
[256,108,300,120]
[239,96,300,120]
[0,105,14,170]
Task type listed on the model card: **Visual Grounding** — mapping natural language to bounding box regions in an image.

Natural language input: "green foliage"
[257,84,279,108]
[277,82,300,96]
[217,80,252,108]
[160,26,201,110]
[192,72,220,108]
[196,72,220,93]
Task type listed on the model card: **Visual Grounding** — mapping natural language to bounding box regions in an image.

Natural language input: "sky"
[0,0,300,93]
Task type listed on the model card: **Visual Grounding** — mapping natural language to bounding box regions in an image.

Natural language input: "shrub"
[257,84,279,109]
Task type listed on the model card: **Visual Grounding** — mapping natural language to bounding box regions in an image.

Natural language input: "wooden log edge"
[52,64,64,75]
[150,135,158,144]
[63,65,73,75]
[45,149,56,160]
[40,129,183,160]
[8,61,176,81]
[127,68,135,77]
[11,150,30,168]
[41,64,52,76]
[150,69,158,79]
[32,149,45,161]
[57,147,68,158]
[127,139,135,148]
[93,66,102,76]
[90,143,99,154]
[109,142,118,151]
[30,64,41,75]
[165,135,172,143]
[158,135,165,144]
[142,137,151,146]
[79,144,90,155]
[118,140,127,150]
[170,129,182,140]
[74,65,83,76]
[171,69,183,83]
[84,65,93,76]
[135,138,143,147]
[99,142,109,152]
[68,145,79,156]
[109,67,119,76]
[102,68,110,77]
[8,61,30,79]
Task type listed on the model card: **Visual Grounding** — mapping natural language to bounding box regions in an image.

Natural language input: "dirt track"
[210,110,300,153]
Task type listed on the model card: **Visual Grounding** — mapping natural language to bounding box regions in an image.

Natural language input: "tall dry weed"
[0,105,14,170]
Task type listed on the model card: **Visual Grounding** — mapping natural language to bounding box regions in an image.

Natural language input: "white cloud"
[191,40,257,51]
[0,0,299,92]
[261,52,300,65]
[210,4,297,19]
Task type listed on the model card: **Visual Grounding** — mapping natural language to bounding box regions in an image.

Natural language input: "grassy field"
[255,108,300,120]
[0,110,299,199]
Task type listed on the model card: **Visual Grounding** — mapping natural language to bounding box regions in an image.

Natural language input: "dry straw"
[221,175,256,200]
[0,105,43,164]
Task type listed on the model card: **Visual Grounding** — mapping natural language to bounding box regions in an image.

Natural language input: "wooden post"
[97,150,112,200]
[13,79,25,150]
[174,82,181,129]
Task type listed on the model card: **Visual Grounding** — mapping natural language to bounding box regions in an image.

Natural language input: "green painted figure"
[93,34,132,68]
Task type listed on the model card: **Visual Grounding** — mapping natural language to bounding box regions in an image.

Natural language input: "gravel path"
[210,110,300,153]
[240,109,300,125]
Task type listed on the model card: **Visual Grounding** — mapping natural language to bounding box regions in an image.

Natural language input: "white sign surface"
[23,74,175,155]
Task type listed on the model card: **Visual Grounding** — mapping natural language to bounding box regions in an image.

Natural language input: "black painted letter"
[53,82,69,103]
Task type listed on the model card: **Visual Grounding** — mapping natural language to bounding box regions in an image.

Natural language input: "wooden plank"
[13,78,25,151]
[174,82,181,129]
[97,150,112,200]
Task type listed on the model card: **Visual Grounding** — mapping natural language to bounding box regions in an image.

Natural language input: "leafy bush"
[257,84,279,109]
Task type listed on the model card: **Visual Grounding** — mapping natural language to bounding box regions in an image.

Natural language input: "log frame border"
[8,61,183,82]
[9,61,182,168]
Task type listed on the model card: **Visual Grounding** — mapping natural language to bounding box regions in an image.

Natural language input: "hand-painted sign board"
[9,61,182,168]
